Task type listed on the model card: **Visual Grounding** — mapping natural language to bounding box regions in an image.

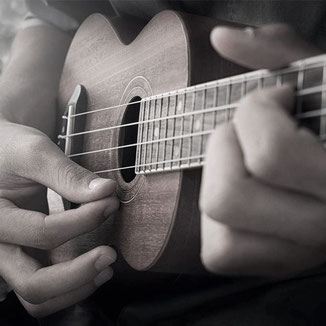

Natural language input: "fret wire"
[189,90,195,165]
[276,73,282,86]
[148,98,156,171]
[212,86,218,129]
[142,100,149,168]
[150,97,157,170]
[151,97,157,170]
[178,93,186,167]
[170,93,177,169]
[258,73,264,89]
[136,100,145,172]
[321,63,326,136]
[296,64,305,115]
[199,89,206,160]
[226,83,232,121]
[243,76,248,96]
[241,76,246,97]
[162,95,169,169]
[154,96,162,170]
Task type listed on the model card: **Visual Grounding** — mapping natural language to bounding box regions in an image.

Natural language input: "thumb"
[17,135,116,203]
[210,23,321,69]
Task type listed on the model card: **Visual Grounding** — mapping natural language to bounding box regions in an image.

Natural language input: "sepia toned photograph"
[0,1,325,325]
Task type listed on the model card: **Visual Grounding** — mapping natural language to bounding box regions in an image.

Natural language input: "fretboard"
[135,54,326,174]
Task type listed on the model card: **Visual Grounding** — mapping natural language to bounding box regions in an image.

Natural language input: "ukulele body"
[50,11,245,273]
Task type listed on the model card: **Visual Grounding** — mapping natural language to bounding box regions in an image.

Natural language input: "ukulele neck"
[135,54,326,174]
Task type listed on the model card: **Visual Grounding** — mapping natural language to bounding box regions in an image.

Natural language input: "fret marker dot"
[154,127,159,137]
[195,120,201,130]
[177,100,183,112]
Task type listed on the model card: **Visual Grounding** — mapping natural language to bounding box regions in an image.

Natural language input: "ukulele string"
[69,129,213,158]
[59,84,326,141]
[69,119,326,159]
[93,154,205,174]
[60,103,237,139]
[91,130,326,174]
[91,131,326,174]
[66,104,326,158]
[66,83,239,119]
[64,59,326,119]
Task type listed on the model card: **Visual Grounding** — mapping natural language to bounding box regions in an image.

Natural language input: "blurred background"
[0,0,27,73]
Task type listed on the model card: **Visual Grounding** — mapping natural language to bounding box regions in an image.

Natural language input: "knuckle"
[56,160,90,188]
[93,245,117,263]
[31,217,58,250]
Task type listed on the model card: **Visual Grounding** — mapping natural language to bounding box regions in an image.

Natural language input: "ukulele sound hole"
[119,96,141,183]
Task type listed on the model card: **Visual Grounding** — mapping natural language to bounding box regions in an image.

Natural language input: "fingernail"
[94,268,113,287]
[95,254,115,271]
[89,178,114,190]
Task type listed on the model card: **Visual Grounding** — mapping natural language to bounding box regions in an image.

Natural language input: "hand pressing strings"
[201,24,326,278]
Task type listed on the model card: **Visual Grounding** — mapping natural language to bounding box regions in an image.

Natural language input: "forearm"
[0,25,71,138]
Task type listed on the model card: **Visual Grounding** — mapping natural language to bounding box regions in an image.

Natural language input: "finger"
[17,269,112,318]
[210,24,321,69]
[0,244,115,304]
[8,128,116,203]
[201,214,325,278]
[233,85,326,199]
[200,124,326,250]
[0,196,119,249]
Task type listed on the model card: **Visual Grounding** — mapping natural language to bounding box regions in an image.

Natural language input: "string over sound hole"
[119,96,141,182]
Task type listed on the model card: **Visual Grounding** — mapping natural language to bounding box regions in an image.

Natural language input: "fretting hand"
[200,24,326,277]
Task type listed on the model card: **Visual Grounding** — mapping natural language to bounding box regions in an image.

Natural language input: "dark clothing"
[9,1,326,325]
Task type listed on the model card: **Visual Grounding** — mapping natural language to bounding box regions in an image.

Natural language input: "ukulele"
[49,10,326,274]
